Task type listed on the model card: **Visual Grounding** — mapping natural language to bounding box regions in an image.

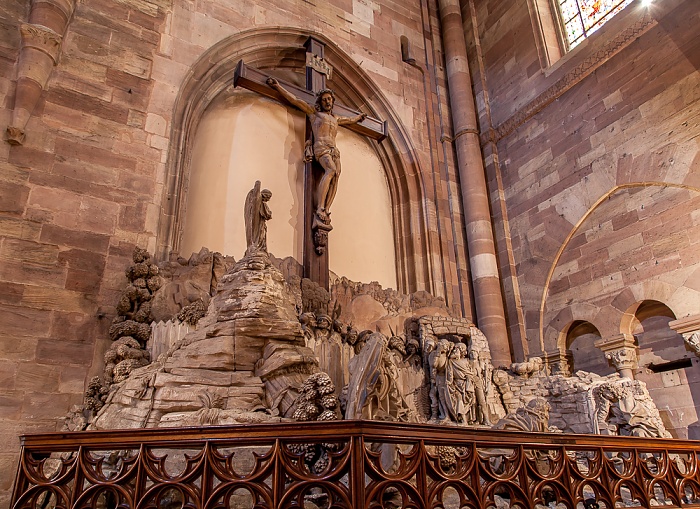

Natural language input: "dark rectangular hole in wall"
[647,358,693,373]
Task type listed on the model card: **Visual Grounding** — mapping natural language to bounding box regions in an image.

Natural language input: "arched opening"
[624,300,683,368]
[178,88,397,288]
[625,300,700,439]
[156,28,438,296]
[565,320,613,376]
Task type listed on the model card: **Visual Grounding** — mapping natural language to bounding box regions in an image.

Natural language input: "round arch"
[620,299,677,337]
[155,27,435,295]
[539,182,700,350]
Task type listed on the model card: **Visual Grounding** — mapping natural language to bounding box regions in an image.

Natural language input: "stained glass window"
[557,0,636,49]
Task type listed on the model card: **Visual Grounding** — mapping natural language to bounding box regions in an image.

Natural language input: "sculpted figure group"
[427,337,491,426]
[300,315,497,426]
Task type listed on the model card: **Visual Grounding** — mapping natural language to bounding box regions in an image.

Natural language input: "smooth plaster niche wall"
[180,88,397,289]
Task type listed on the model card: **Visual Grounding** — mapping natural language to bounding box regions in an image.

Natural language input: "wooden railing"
[11,420,700,509]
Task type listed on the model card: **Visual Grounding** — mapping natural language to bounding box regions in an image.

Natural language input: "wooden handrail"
[17,420,700,448]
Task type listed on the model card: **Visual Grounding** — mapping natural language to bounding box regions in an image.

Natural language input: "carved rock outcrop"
[150,247,235,324]
[91,255,318,429]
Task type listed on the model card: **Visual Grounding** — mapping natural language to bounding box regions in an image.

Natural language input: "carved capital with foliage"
[604,347,638,372]
[20,23,63,63]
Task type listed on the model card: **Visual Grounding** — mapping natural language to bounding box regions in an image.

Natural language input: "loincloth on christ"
[305,139,340,163]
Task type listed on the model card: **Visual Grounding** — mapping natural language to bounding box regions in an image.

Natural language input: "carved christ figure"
[266,77,366,223]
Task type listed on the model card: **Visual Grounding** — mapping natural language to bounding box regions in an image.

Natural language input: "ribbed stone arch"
[156,27,434,295]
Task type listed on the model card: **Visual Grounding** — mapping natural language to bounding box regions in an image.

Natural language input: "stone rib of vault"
[92,258,319,430]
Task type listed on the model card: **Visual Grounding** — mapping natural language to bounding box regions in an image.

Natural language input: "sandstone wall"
[464,0,700,435]
[465,0,700,349]
[0,0,475,500]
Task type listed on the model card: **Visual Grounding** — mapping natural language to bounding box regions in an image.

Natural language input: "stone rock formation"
[91,254,318,429]
[150,247,235,324]
[492,366,671,436]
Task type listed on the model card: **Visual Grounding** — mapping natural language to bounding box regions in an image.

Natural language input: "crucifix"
[233,37,386,290]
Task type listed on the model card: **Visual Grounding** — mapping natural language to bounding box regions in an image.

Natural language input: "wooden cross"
[234,37,386,290]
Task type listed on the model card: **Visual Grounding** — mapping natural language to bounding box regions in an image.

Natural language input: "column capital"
[594,333,637,379]
[604,347,638,372]
[543,349,572,376]
[20,23,63,64]
[594,333,635,352]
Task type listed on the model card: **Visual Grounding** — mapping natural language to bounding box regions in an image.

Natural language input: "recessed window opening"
[647,358,693,373]
[557,0,635,48]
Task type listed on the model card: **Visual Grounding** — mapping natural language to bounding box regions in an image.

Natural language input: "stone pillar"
[595,333,638,379]
[436,0,511,367]
[544,349,573,376]
[669,315,700,356]
[6,0,75,145]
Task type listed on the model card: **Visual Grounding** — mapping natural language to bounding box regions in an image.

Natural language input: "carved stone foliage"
[292,372,340,422]
[300,277,331,316]
[103,247,160,385]
[116,247,161,327]
[176,299,207,325]
[104,336,150,386]
[63,377,108,431]
[604,347,638,373]
[65,248,159,430]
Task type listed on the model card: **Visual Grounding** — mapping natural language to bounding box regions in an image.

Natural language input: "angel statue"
[244,181,272,268]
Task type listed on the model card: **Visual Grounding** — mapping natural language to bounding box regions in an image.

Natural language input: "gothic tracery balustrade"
[11,421,700,509]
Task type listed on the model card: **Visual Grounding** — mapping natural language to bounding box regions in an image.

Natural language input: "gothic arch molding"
[155,27,435,295]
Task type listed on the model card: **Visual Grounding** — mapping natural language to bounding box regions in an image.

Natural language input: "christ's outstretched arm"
[267,77,315,115]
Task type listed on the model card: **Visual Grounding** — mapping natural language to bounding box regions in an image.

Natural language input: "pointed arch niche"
[156,28,432,293]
